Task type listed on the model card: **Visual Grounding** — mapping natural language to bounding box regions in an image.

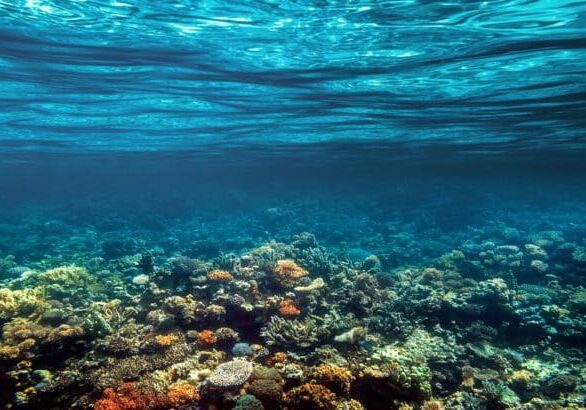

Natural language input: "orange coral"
[154,334,179,347]
[166,383,200,406]
[273,260,309,288]
[278,299,301,317]
[94,383,165,410]
[307,364,355,394]
[197,329,217,346]
[207,269,234,282]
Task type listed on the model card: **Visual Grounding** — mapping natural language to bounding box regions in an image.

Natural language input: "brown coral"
[284,383,338,410]
[307,364,355,394]
[273,260,309,288]
[207,269,234,282]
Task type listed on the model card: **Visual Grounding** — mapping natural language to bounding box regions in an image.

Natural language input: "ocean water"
[1,1,585,409]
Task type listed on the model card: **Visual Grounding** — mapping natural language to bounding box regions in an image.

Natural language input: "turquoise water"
[1,1,586,409]
[1,0,586,153]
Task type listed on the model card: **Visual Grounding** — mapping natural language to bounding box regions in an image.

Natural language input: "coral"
[294,278,325,292]
[215,327,240,344]
[267,351,287,366]
[544,374,578,398]
[284,383,338,410]
[205,304,226,320]
[207,360,253,388]
[0,287,48,320]
[507,369,533,390]
[163,295,204,326]
[234,394,265,410]
[46,324,85,343]
[154,334,179,347]
[251,365,282,383]
[131,274,150,285]
[232,342,254,357]
[261,316,328,349]
[481,380,519,408]
[273,260,309,288]
[96,321,151,355]
[247,379,283,406]
[307,364,355,394]
[278,299,301,317]
[197,330,217,347]
[421,400,443,410]
[165,383,200,406]
[335,399,365,410]
[94,383,165,410]
[207,269,234,282]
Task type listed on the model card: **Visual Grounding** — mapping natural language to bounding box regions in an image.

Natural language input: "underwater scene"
[1,0,586,409]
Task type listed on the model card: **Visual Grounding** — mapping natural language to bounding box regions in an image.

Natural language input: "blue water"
[1,0,586,156]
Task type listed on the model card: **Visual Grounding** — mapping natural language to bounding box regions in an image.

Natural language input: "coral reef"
[0,205,585,409]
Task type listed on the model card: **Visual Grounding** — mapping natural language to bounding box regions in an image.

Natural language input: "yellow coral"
[0,287,47,320]
[36,265,91,286]
[207,269,234,282]
[273,260,309,288]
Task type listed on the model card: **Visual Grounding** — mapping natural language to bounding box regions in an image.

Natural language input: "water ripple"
[0,0,585,154]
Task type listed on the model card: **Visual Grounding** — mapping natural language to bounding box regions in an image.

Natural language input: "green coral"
[234,394,265,410]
